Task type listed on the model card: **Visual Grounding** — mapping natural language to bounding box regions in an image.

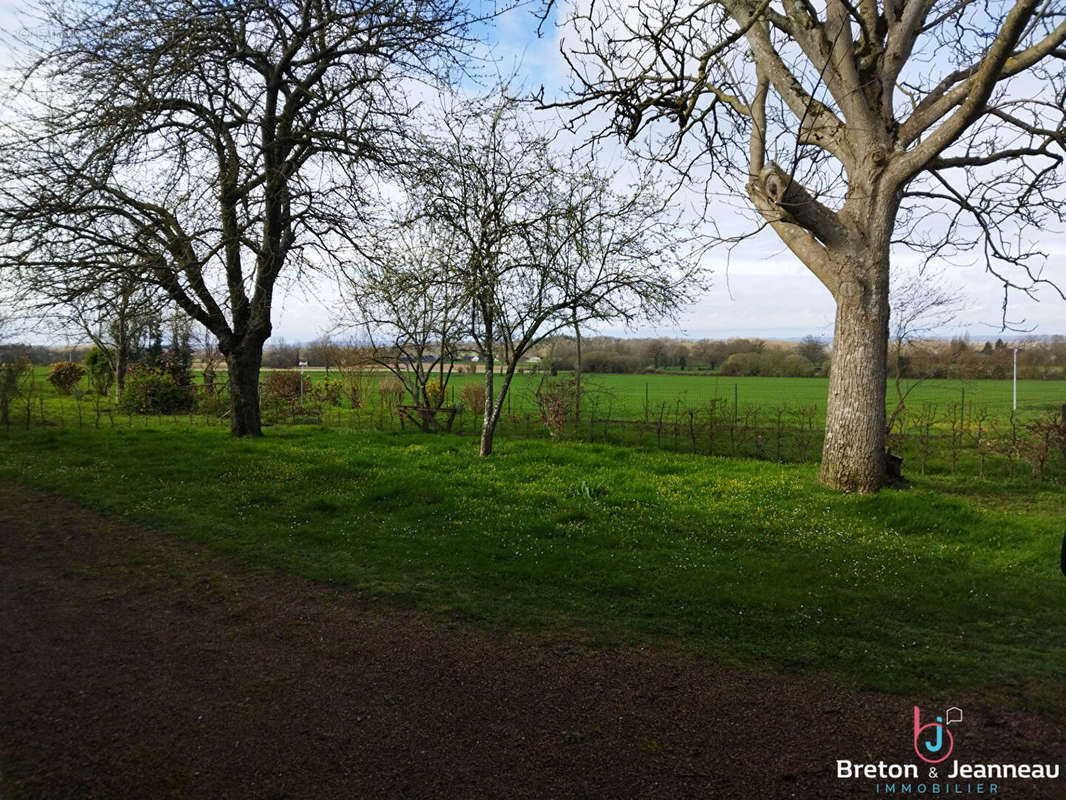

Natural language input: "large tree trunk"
[225,344,264,437]
[748,156,900,494]
[819,265,890,493]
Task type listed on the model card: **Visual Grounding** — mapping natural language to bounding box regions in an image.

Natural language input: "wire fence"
[5,372,1066,483]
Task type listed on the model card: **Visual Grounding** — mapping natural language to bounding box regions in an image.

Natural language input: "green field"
[270,368,1062,424]
[24,366,1065,423]
[441,372,1065,423]
[2,423,1063,704]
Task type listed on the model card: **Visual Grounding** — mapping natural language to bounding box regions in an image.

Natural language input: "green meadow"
[2,423,1064,704]
[443,372,1063,423]
[22,366,1065,424]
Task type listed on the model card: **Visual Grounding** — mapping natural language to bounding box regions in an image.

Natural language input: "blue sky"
[2,0,1063,344]
[467,2,1066,343]
[262,1,1064,344]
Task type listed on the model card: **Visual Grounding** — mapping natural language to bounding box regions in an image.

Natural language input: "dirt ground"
[1,481,1062,799]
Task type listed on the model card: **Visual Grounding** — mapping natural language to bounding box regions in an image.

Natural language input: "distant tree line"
[11,331,1065,382]
[532,334,828,375]
[250,334,1066,379]
[0,343,84,366]
[893,337,1066,381]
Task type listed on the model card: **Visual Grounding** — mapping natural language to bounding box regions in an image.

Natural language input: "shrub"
[377,376,404,411]
[261,370,311,417]
[262,370,310,400]
[47,361,87,395]
[198,389,227,416]
[583,350,643,374]
[424,379,445,408]
[312,374,342,406]
[0,358,31,425]
[547,357,575,372]
[84,347,114,395]
[780,353,816,377]
[756,349,788,377]
[117,365,195,414]
[535,377,580,438]
[719,352,760,376]
[461,383,485,415]
[339,370,374,409]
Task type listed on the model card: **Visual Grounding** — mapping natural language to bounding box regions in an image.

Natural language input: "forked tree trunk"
[749,155,901,494]
[819,264,890,493]
[480,347,495,456]
[225,344,264,437]
[480,359,519,458]
[573,309,582,421]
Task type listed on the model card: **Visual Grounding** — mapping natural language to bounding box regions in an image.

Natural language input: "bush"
[582,349,643,374]
[148,349,193,386]
[780,353,816,377]
[719,352,761,376]
[84,347,113,395]
[424,379,445,408]
[47,362,87,395]
[117,365,195,414]
[377,376,404,411]
[339,369,373,409]
[0,358,31,425]
[547,357,575,372]
[535,377,580,438]
[261,370,312,418]
[718,351,815,378]
[198,389,227,416]
[312,374,342,406]
[262,370,310,400]
[461,383,485,415]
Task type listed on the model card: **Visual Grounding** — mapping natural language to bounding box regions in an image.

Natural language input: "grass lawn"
[2,423,1063,702]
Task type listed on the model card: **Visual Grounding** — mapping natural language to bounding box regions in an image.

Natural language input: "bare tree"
[414,95,704,455]
[885,268,964,436]
[0,0,479,435]
[341,215,467,419]
[551,0,1066,492]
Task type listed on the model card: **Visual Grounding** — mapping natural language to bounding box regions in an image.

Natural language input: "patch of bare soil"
[1,481,1061,799]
